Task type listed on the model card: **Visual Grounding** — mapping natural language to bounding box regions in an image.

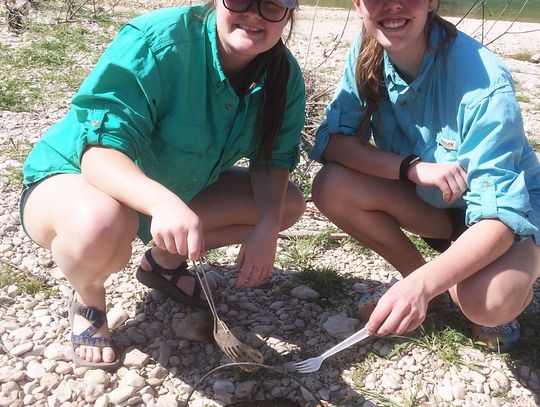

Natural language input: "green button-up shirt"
[23,5,306,242]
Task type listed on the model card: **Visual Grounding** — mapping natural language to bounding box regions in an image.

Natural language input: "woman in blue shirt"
[20,0,305,369]
[311,0,540,350]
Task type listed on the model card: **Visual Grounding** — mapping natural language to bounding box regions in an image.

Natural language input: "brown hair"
[258,9,296,161]
[355,4,457,137]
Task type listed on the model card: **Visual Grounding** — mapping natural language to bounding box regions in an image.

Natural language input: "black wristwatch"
[399,154,421,181]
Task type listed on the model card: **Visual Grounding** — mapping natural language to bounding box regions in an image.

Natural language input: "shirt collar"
[206,11,273,95]
[384,23,442,92]
[206,10,228,88]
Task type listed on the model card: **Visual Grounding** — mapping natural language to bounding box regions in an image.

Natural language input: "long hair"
[257,9,296,161]
[355,3,457,137]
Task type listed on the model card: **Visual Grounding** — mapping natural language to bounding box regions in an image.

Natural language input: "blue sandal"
[472,319,521,352]
[68,291,121,370]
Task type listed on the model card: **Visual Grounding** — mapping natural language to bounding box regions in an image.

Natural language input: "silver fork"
[192,260,263,371]
[294,327,370,373]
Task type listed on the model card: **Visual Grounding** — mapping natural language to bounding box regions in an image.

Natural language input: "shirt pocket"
[158,114,213,154]
[435,132,460,163]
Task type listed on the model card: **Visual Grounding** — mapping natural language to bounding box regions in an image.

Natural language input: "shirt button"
[225,103,233,110]
[483,179,492,187]
[91,120,100,127]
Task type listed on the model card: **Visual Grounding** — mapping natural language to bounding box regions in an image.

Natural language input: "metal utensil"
[294,327,370,373]
[193,260,263,371]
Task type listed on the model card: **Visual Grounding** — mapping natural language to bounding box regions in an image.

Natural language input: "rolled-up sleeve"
[71,23,162,162]
[460,86,538,238]
[310,35,368,163]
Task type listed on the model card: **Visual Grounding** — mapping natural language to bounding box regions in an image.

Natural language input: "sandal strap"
[143,249,205,301]
[144,249,190,277]
[72,303,107,340]
[71,333,114,348]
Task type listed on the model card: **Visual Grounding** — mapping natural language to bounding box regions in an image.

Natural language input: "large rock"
[173,312,213,343]
[322,315,360,339]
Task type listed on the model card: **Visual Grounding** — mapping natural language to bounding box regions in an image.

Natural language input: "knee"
[311,164,348,216]
[68,201,138,263]
[282,182,306,228]
[457,283,528,326]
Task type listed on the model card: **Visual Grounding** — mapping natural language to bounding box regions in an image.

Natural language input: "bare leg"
[451,238,540,326]
[139,167,305,290]
[312,163,453,276]
[23,174,139,363]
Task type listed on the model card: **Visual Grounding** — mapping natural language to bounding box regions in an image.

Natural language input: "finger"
[439,180,452,202]
[394,314,415,335]
[376,309,405,336]
[445,176,462,202]
[186,229,202,261]
[405,317,423,334]
[366,299,393,335]
[236,265,253,288]
[236,246,246,271]
[455,172,468,195]
[175,233,188,256]
[163,233,178,254]
[153,235,166,252]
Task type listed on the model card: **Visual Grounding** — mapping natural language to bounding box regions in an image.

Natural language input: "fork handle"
[320,327,370,359]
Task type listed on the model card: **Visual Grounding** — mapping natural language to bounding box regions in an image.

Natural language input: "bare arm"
[236,167,289,288]
[324,134,402,179]
[324,134,468,202]
[81,146,204,259]
[368,219,515,335]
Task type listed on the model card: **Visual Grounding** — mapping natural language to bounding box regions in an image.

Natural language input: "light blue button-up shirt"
[311,24,540,243]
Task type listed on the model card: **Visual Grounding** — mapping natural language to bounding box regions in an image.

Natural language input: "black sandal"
[136,249,209,308]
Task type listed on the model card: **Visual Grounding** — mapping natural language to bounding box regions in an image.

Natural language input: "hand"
[235,225,278,288]
[408,162,467,203]
[366,277,430,336]
[148,197,204,260]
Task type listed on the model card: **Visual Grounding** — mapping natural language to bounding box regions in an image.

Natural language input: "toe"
[102,346,116,363]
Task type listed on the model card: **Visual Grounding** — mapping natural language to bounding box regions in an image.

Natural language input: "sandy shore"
[288,6,540,141]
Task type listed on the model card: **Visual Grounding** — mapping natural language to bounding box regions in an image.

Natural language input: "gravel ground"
[1,4,540,407]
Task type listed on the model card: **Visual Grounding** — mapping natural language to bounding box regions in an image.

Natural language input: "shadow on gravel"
[116,265,383,406]
[118,265,540,406]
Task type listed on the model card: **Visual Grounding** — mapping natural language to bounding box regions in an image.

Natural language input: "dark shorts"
[420,208,467,253]
[18,176,52,238]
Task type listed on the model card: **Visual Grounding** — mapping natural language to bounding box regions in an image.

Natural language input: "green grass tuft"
[389,317,474,368]
[0,265,57,297]
[509,51,534,62]
[295,266,345,297]
[528,137,540,153]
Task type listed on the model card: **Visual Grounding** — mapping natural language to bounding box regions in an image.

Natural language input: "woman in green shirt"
[20,0,305,369]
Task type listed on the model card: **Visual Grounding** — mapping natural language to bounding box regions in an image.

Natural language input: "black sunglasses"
[222,0,290,23]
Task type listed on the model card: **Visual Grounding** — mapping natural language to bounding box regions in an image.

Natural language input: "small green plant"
[291,161,314,199]
[517,94,532,104]
[406,233,438,259]
[510,51,534,62]
[0,265,57,297]
[528,137,540,153]
[205,248,226,264]
[390,324,473,367]
[295,266,345,297]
